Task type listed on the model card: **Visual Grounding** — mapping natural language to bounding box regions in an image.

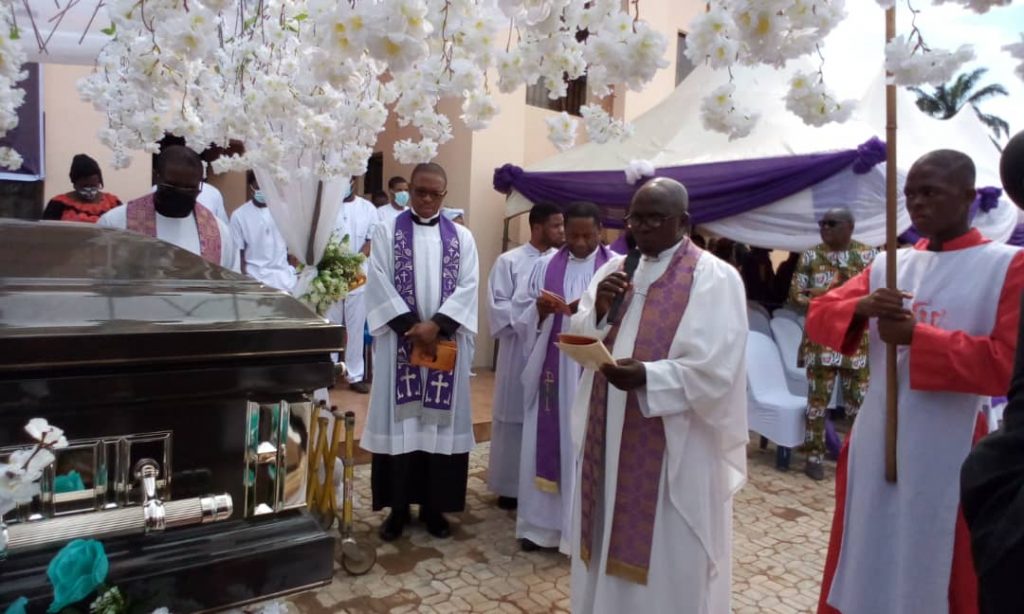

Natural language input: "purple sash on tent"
[579,238,702,585]
[393,211,461,425]
[535,245,611,493]
[125,193,221,265]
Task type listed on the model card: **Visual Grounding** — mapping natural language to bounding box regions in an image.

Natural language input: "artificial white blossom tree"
[683,0,1021,138]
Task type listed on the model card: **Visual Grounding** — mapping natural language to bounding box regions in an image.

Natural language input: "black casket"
[0,219,343,611]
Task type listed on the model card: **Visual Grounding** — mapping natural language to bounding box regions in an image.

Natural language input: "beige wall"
[42,65,150,204]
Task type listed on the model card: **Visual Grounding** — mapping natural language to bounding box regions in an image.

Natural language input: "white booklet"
[556,333,615,371]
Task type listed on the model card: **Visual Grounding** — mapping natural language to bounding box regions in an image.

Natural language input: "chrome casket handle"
[1,493,232,557]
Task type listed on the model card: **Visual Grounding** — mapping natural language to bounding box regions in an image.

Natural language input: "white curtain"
[254,162,345,298]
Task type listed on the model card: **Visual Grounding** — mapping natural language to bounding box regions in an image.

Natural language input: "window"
[525,74,589,116]
[525,27,589,116]
[676,32,696,85]
[364,152,383,194]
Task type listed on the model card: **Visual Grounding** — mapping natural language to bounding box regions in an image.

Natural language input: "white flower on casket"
[25,418,68,449]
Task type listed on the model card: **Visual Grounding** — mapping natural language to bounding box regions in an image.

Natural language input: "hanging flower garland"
[685,0,1020,138]
[0,0,667,179]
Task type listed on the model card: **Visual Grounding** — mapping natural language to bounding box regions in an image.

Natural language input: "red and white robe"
[808,229,1024,614]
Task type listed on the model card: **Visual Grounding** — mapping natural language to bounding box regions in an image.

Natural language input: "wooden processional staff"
[884,6,899,483]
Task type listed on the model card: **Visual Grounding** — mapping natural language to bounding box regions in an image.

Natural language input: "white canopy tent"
[504,3,1015,251]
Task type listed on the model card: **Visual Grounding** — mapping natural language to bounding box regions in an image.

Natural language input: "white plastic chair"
[747,308,772,338]
[773,307,803,325]
[770,317,808,397]
[746,331,807,469]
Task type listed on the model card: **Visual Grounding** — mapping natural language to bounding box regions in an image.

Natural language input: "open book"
[556,333,615,371]
[540,289,577,316]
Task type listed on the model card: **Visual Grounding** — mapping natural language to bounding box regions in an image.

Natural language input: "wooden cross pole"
[884,6,899,483]
[305,179,325,265]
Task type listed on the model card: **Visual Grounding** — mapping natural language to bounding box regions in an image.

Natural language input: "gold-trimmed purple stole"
[125,193,222,265]
[579,238,702,585]
[535,245,611,494]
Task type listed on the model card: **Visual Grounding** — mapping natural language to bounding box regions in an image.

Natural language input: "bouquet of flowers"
[299,233,367,317]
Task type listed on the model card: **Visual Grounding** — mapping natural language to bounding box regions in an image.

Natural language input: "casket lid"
[0,220,343,371]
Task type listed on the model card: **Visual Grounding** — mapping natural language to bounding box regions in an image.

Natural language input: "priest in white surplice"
[99,145,238,272]
[515,202,611,552]
[229,171,297,293]
[325,177,378,393]
[568,178,748,614]
[361,162,479,542]
[486,202,564,511]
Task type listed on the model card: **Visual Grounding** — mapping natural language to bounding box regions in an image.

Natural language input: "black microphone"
[607,249,641,325]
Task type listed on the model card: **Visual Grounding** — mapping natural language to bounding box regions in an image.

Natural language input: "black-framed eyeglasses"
[157,181,203,196]
[413,187,446,200]
[624,213,681,229]
[818,219,845,229]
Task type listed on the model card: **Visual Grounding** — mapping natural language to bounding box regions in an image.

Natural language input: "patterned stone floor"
[282,441,836,614]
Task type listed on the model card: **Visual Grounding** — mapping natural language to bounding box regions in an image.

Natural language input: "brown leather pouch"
[410,340,457,372]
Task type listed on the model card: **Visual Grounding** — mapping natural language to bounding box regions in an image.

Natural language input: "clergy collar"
[915,228,988,252]
[641,237,687,262]
[526,241,548,255]
[570,247,600,263]
[412,211,442,226]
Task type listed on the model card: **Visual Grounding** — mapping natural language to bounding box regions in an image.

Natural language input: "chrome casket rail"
[1,493,232,557]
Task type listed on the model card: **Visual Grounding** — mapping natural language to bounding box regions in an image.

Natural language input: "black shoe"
[350,381,370,394]
[804,458,825,481]
[420,509,451,539]
[497,496,518,510]
[378,507,409,542]
[519,538,541,552]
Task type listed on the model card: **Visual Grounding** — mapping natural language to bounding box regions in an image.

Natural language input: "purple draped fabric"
[494,137,887,228]
[0,63,42,177]
[899,187,1005,245]
[1008,225,1024,248]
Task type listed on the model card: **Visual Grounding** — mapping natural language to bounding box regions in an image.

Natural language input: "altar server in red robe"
[809,149,1024,614]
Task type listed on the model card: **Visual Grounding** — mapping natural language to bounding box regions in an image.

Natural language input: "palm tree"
[908,68,1010,142]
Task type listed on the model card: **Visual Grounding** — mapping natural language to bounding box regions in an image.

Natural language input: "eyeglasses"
[818,219,845,229]
[412,187,447,200]
[624,213,681,229]
[157,181,204,196]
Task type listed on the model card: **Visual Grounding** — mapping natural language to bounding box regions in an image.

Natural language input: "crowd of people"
[40,140,1024,613]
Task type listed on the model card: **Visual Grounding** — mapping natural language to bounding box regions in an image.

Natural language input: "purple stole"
[125,193,222,265]
[535,245,611,493]
[392,211,461,425]
[579,238,702,585]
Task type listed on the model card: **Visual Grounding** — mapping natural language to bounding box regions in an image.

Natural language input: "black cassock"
[961,311,1024,613]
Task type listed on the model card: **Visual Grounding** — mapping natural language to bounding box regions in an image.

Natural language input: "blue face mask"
[253,189,267,205]
[394,190,410,207]
[342,184,352,200]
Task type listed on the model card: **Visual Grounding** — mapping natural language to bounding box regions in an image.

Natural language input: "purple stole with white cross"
[392,211,461,425]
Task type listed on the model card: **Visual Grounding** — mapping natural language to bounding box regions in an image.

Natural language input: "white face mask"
[342,183,352,200]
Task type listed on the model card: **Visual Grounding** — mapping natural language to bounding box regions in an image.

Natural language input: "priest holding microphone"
[566,177,748,613]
